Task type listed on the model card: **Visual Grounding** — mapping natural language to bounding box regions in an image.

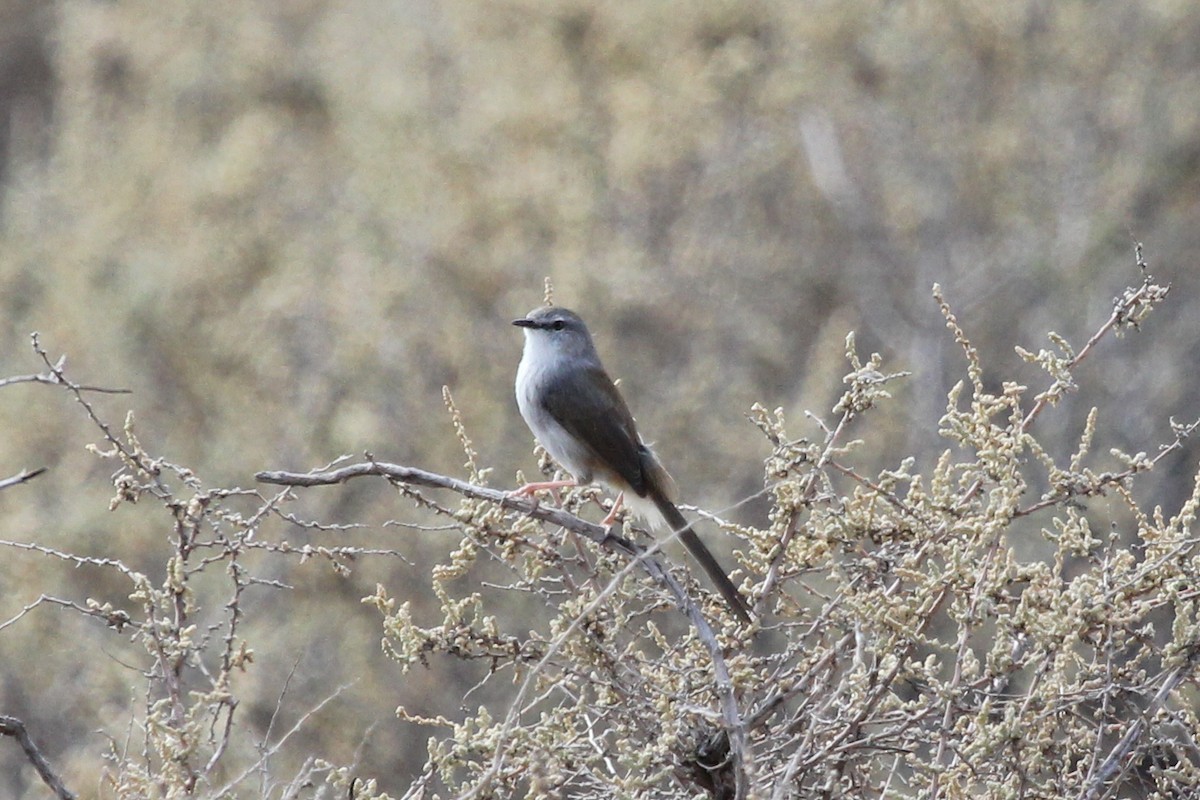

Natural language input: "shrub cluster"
[3,266,1197,799]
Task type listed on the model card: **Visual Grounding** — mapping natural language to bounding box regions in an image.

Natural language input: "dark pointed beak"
[512,318,535,328]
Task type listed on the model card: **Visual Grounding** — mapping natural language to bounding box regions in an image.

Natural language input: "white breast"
[515,335,596,482]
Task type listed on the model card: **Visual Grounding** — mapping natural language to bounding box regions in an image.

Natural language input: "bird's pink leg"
[509,479,577,511]
[510,479,577,499]
[599,492,625,527]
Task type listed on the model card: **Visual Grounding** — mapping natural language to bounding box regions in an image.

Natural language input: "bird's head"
[513,306,598,361]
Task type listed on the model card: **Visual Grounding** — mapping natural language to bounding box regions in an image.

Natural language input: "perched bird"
[512,305,753,624]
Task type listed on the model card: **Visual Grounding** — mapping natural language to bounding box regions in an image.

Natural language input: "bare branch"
[0,715,77,800]
[0,467,46,491]
[258,460,639,556]
[0,592,137,633]
[30,333,168,498]
[0,368,130,394]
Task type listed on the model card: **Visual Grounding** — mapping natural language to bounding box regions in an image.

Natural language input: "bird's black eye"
[551,320,566,331]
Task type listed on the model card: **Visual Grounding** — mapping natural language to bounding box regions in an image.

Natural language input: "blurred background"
[1,0,1198,795]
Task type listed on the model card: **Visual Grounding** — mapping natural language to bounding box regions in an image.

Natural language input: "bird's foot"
[508,479,577,510]
[599,492,626,528]
[510,479,576,497]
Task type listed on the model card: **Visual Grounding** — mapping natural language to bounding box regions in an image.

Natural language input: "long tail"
[651,493,753,624]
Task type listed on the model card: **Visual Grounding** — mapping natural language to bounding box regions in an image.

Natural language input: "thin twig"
[213,681,354,797]
[0,467,46,491]
[1020,281,1152,433]
[0,368,130,394]
[0,592,137,633]
[30,333,168,497]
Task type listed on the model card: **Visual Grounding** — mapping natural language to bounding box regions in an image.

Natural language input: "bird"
[511,305,753,624]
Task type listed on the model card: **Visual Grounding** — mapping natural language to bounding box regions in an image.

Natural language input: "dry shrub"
[3,262,1197,800]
